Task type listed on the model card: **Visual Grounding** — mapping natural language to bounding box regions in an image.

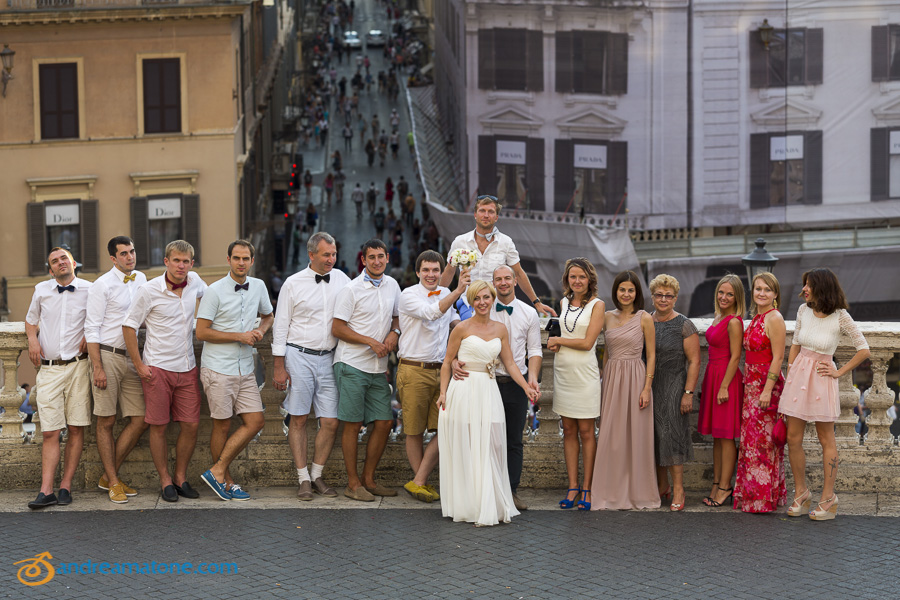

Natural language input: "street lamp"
[742,237,778,286]
[1,44,15,98]
[759,19,774,51]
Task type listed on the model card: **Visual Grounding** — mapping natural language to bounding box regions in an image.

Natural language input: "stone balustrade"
[1,319,898,493]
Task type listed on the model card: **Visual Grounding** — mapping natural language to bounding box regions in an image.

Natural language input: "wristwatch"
[684,389,694,395]
[391,328,401,336]
[532,298,541,305]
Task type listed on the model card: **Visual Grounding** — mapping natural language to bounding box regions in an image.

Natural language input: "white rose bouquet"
[448,248,478,270]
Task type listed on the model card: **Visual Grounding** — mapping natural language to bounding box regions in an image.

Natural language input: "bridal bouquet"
[448,248,478,269]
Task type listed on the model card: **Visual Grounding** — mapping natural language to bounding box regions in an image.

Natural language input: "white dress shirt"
[333,273,401,374]
[123,272,206,373]
[272,267,351,356]
[490,298,542,376]
[84,267,147,348]
[449,229,520,284]
[398,284,460,362]
[26,277,92,360]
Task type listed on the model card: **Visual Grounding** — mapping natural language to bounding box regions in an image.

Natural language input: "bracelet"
[767,372,779,381]
[646,374,654,379]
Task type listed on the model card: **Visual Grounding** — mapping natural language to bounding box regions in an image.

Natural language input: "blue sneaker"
[228,483,250,501]
[200,469,231,501]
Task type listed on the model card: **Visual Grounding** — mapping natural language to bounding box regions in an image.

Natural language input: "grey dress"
[652,314,698,466]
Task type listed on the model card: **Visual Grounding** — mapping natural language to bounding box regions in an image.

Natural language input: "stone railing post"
[255,331,288,441]
[863,349,895,447]
[0,322,28,442]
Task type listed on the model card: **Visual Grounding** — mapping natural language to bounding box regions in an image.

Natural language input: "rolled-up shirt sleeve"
[399,289,442,321]
[196,286,219,322]
[83,280,108,344]
[123,287,151,331]
[332,286,355,324]
[525,311,542,359]
[25,291,41,327]
[271,283,293,357]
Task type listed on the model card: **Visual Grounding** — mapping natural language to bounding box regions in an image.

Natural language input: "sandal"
[659,486,672,503]
[577,490,591,511]
[705,487,733,508]
[559,488,580,509]
[670,489,686,512]
[809,494,838,521]
[701,481,719,507]
[787,488,811,517]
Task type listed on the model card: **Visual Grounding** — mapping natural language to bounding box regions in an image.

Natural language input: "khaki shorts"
[200,367,263,420]
[396,363,440,435]
[35,358,92,432]
[91,350,145,418]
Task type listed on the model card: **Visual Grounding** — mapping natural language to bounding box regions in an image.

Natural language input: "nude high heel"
[787,489,811,517]
[809,494,838,521]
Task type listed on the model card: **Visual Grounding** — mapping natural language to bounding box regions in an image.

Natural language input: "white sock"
[310,463,325,481]
[297,467,310,483]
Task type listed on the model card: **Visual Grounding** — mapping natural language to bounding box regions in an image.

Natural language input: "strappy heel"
[659,486,672,503]
[701,481,719,506]
[559,488,580,509]
[705,487,733,508]
[577,490,591,511]
[809,494,838,521]
[787,488,811,517]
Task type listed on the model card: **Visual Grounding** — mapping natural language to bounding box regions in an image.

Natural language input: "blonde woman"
[733,272,785,513]
[700,274,745,507]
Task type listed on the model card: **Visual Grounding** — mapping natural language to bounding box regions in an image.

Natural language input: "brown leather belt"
[99,344,128,357]
[41,353,88,366]
[399,359,442,370]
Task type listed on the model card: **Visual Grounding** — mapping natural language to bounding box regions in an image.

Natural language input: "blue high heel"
[559,488,580,509]
[577,490,591,511]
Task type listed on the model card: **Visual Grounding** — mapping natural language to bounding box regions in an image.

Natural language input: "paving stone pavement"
[2,501,896,599]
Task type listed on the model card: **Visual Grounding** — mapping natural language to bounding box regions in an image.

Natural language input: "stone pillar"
[835,347,862,445]
[0,323,28,443]
[255,333,288,442]
[863,349,895,447]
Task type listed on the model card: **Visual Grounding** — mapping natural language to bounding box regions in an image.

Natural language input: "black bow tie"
[316,274,330,284]
[57,285,75,294]
[235,282,249,292]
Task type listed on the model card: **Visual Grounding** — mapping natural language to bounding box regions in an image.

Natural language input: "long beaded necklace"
[564,298,587,333]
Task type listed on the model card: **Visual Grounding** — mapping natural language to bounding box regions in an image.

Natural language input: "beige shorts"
[91,350,145,418]
[396,363,440,436]
[200,367,263,420]
[35,358,92,432]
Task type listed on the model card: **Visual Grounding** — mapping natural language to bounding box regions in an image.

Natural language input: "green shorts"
[334,362,393,424]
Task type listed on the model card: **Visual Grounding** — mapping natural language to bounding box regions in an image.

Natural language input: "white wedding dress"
[438,336,519,526]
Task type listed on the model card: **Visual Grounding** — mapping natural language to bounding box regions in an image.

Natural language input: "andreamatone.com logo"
[14,552,238,587]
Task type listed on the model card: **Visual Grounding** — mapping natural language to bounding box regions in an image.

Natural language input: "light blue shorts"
[283,349,339,418]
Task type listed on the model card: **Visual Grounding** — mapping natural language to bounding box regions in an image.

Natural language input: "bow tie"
[476,227,499,242]
[123,273,136,283]
[165,273,187,290]
[496,303,513,315]
[235,282,249,292]
[57,284,75,294]
[363,272,383,288]
[315,273,331,284]
[427,290,441,297]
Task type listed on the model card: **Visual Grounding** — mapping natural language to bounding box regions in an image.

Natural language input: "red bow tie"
[165,273,188,290]
[428,290,440,297]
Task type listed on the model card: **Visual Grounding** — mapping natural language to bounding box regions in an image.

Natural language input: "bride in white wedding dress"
[437,280,540,526]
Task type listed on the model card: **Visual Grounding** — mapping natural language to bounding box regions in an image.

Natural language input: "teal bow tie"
[496,303,513,315]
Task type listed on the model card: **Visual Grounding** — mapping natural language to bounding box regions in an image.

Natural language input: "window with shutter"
[871,127,900,201]
[39,63,79,140]
[555,139,626,215]
[143,58,182,134]
[182,194,201,265]
[80,200,100,271]
[750,131,823,208]
[872,25,900,82]
[555,31,627,95]
[27,203,48,276]
[478,29,542,91]
[749,28,823,88]
[554,140,575,211]
[131,197,151,269]
[477,30,494,90]
[478,136,497,196]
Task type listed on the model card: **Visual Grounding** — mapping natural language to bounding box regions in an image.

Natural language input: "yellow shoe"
[108,482,128,504]
[403,481,434,503]
[99,476,138,497]
[423,484,440,501]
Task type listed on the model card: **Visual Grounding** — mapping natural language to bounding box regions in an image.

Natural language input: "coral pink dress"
[733,309,786,514]
[699,315,743,439]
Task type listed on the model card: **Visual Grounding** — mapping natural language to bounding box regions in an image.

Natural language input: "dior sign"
[496,141,526,165]
[574,144,607,170]
[148,198,182,221]
[44,204,80,226]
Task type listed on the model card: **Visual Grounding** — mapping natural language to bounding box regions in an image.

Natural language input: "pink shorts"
[142,366,202,425]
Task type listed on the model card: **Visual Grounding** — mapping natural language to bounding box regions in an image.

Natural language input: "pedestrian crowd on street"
[23,191,870,528]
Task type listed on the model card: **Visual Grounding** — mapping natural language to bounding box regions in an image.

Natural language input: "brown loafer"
[344,485,375,502]
[365,483,398,497]
[312,477,338,497]
[512,493,528,511]
[297,480,313,501]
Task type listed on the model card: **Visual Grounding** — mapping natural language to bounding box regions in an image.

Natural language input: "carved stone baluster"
[862,350,895,447]
[255,333,287,442]
[0,348,25,442]
[834,348,861,445]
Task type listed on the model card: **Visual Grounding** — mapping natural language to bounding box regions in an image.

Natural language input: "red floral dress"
[733,309,786,513]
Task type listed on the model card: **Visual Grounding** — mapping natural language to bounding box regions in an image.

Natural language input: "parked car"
[366,29,386,47]
[344,31,362,49]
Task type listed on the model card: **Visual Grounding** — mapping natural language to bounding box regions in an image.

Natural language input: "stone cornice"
[0,3,248,26]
